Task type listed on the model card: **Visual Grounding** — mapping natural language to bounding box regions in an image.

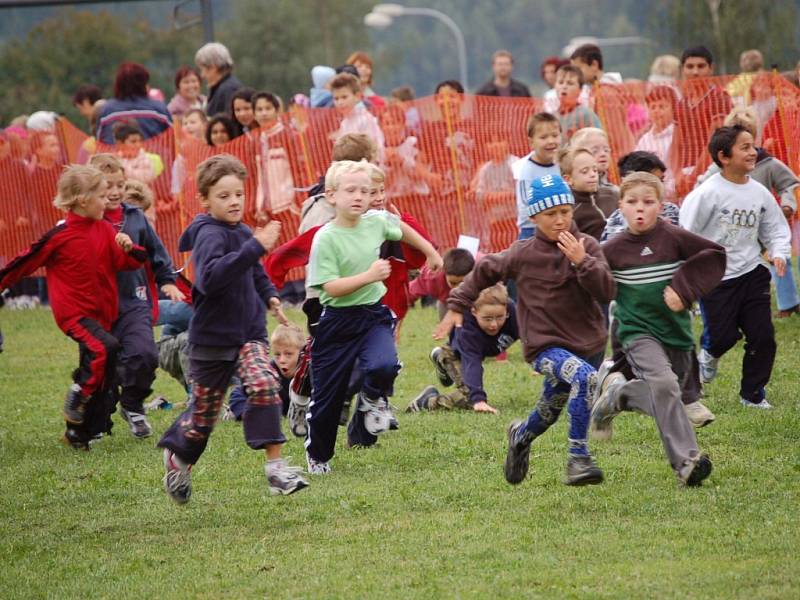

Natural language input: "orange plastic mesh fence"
[1,73,798,278]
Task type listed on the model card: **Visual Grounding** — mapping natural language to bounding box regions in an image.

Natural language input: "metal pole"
[200,0,214,42]
[399,7,468,90]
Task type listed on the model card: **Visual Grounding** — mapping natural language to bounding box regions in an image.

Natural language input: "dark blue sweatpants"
[305,303,400,463]
[112,303,159,414]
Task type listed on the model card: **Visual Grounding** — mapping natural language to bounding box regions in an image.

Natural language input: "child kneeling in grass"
[408,283,517,414]
[593,172,726,486]
[437,174,615,486]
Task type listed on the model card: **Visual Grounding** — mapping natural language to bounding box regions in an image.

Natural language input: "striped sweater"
[602,219,726,350]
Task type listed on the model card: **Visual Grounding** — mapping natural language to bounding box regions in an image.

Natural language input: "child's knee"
[366,361,401,385]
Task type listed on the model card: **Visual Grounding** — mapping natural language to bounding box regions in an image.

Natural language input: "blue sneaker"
[697,348,719,384]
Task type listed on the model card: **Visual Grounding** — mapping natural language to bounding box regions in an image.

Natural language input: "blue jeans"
[157,300,193,337]
[516,348,604,457]
[770,257,799,311]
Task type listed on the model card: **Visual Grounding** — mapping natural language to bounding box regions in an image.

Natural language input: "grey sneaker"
[162,449,192,504]
[265,461,309,496]
[590,373,625,441]
[63,383,88,425]
[740,398,772,410]
[697,348,719,384]
[565,455,604,486]
[306,452,331,475]
[681,454,713,487]
[287,391,309,438]
[120,408,153,438]
[684,401,716,427]
[406,385,440,412]
[592,359,616,408]
[504,420,531,485]
[430,347,454,387]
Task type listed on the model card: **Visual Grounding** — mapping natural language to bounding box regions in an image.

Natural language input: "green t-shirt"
[307,210,403,307]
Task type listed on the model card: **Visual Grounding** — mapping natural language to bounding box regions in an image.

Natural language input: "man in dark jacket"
[476,50,531,97]
[195,42,245,117]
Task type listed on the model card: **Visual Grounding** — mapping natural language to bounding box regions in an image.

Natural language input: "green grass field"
[0,306,799,599]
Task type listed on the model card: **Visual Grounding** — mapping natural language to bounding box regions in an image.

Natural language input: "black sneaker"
[684,454,713,487]
[63,426,90,450]
[406,386,440,412]
[339,395,352,426]
[504,420,531,485]
[120,408,153,438]
[63,383,88,425]
[430,347,454,387]
[565,455,604,486]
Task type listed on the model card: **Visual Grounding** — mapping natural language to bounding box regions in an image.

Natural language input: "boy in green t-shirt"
[593,172,725,486]
[305,160,442,474]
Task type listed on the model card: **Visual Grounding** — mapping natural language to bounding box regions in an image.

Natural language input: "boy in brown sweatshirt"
[593,172,726,486]
[436,174,616,486]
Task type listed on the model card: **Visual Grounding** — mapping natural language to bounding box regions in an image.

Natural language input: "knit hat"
[526,174,574,216]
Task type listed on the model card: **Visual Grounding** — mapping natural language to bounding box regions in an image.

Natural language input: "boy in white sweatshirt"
[680,125,791,409]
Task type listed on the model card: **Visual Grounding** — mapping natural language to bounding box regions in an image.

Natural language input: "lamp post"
[364,3,468,90]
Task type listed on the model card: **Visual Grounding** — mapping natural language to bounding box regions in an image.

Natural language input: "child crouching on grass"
[592,172,725,486]
[157,154,308,504]
[437,174,615,487]
[0,165,145,448]
[408,283,517,414]
[304,160,442,474]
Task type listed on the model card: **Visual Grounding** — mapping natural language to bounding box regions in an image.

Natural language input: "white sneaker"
[740,398,773,410]
[697,348,719,384]
[265,460,309,495]
[358,393,392,435]
[684,401,716,427]
[590,372,626,441]
[287,390,309,438]
[306,452,331,475]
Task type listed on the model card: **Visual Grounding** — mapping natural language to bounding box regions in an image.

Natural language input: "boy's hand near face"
[557,231,586,264]
[366,259,392,283]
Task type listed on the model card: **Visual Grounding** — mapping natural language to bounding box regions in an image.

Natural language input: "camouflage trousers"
[428,345,472,410]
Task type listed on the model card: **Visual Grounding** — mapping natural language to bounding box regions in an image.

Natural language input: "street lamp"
[364,3,468,90]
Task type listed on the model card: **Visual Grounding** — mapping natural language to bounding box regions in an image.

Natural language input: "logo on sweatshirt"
[640,246,653,256]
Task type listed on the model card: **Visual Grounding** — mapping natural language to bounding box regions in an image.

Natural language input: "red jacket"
[0,211,146,332]
[264,213,434,319]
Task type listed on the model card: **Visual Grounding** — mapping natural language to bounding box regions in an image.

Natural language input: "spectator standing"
[167,66,207,119]
[347,51,385,108]
[195,42,244,117]
[476,50,531,97]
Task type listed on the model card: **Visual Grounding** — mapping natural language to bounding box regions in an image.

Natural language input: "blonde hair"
[271,323,306,349]
[196,154,246,197]
[558,146,594,175]
[88,152,124,175]
[325,159,372,191]
[723,105,758,137]
[123,179,154,211]
[619,171,664,203]
[332,133,377,162]
[368,163,385,183]
[473,283,508,311]
[53,165,104,211]
[570,127,608,149]
[649,55,681,81]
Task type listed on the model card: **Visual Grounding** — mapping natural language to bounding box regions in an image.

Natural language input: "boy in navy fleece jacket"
[157,154,308,503]
[407,283,518,414]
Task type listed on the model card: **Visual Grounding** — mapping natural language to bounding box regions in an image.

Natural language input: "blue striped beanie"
[526,174,574,216]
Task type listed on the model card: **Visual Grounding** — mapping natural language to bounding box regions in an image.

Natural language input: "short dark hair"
[708,125,750,168]
[113,62,149,100]
[435,80,464,95]
[205,114,238,146]
[174,66,201,90]
[443,248,475,276]
[571,43,603,70]
[618,151,667,177]
[526,111,559,138]
[112,119,142,142]
[73,84,102,106]
[556,64,584,86]
[681,45,714,66]
[252,91,281,111]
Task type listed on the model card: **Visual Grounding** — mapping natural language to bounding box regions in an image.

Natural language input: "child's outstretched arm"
[322,259,391,298]
[665,227,727,312]
[398,220,443,272]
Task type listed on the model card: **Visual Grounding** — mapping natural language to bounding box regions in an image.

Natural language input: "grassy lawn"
[0,306,798,599]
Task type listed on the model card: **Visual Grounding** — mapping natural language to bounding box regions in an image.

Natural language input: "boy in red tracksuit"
[0,165,146,448]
